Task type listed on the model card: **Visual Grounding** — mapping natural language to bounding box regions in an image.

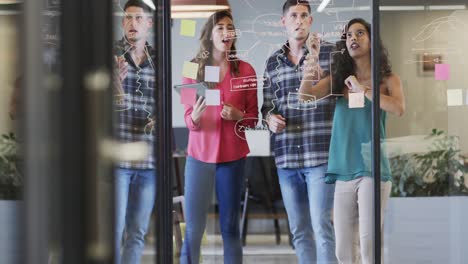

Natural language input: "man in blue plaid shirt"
[261,1,337,263]
[113,1,156,263]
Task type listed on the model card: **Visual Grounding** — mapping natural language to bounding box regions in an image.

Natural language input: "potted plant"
[384,129,468,264]
[389,129,468,197]
[0,132,23,264]
[0,132,22,199]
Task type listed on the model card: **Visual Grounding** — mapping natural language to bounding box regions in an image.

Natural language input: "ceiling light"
[380,6,425,11]
[171,0,230,19]
[427,5,466,10]
[317,0,332,13]
[142,0,156,10]
[171,11,216,19]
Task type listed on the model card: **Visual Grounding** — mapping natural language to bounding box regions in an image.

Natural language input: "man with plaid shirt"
[261,1,337,263]
[113,1,156,263]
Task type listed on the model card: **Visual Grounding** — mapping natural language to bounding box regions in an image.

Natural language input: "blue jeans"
[115,168,156,264]
[277,164,336,264]
[180,156,245,264]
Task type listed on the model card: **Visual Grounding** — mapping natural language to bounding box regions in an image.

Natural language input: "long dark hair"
[332,18,392,94]
[192,10,240,89]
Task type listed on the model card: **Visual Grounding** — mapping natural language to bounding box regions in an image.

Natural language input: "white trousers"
[334,177,391,264]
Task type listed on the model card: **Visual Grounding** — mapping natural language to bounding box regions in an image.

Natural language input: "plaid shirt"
[114,39,156,169]
[261,41,335,169]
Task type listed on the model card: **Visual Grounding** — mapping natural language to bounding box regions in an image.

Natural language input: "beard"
[125,31,144,43]
[292,30,308,41]
[294,34,307,41]
[126,35,140,42]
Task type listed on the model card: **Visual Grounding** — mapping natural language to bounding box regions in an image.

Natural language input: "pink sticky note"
[435,64,450,80]
[180,88,196,105]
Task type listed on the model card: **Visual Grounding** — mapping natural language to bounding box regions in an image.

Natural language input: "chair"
[173,195,185,262]
[172,127,188,196]
[172,151,185,196]
[239,156,292,246]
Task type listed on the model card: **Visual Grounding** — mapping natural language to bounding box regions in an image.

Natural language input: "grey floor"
[140,198,468,263]
[141,234,297,264]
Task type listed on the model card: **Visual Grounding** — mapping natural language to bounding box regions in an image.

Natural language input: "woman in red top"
[180,10,258,264]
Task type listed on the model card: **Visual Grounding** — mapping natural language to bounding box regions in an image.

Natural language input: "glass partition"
[381,1,468,263]
[14,0,468,263]
[0,2,22,264]
[171,0,376,263]
[112,1,158,263]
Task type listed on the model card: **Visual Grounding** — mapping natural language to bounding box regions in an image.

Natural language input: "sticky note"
[205,66,220,82]
[180,20,196,37]
[205,89,220,106]
[435,64,450,81]
[180,88,196,105]
[246,130,271,156]
[447,89,463,106]
[349,92,365,108]
[182,61,199,80]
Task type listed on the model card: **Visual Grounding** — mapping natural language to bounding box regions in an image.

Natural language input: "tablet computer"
[174,82,209,97]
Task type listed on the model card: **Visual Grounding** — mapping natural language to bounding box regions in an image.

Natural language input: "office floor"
[141,234,297,264]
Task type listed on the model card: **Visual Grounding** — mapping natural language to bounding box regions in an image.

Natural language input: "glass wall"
[5,0,466,263]
[171,0,376,263]
[171,0,467,263]
[112,1,158,263]
[381,1,468,263]
[0,2,22,264]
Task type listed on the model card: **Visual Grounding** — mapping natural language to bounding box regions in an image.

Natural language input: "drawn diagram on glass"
[114,0,156,137]
[405,14,468,66]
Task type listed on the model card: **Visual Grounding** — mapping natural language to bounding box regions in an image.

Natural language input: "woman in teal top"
[326,18,405,264]
[325,98,392,183]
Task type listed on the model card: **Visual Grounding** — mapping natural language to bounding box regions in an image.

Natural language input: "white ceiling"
[381,0,467,5]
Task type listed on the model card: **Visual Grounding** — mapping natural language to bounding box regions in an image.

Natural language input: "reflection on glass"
[0,7,22,199]
[113,0,156,263]
[263,1,336,263]
[382,3,468,263]
[0,7,22,264]
[42,3,63,262]
[325,18,404,263]
[178,10,259,264]
[172,0,468,263]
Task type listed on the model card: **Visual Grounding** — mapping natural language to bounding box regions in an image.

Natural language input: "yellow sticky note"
[182,61,199,80]
[180,20,196,37]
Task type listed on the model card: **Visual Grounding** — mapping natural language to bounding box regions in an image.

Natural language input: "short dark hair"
[123,0,152,13]
[282,0,311,14]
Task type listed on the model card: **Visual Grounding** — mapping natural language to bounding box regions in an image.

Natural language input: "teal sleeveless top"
[325,96,392,183]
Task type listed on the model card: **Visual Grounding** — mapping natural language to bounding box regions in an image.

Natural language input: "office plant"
[0,133,21,200]
[390,129,468,197]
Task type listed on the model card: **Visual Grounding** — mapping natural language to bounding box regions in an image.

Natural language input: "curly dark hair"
[332,18,392,94]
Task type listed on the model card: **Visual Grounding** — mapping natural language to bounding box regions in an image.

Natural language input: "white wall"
[382,10,468,152]
[0,15,19,135]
